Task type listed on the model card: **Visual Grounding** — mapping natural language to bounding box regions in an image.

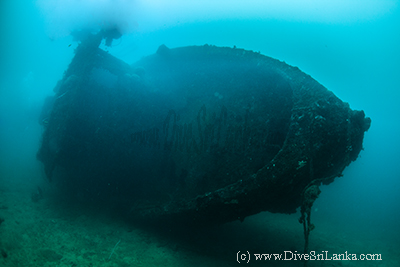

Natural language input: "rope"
[299,182,321,267]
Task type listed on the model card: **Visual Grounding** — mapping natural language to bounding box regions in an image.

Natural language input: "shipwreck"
[37,34,371,227]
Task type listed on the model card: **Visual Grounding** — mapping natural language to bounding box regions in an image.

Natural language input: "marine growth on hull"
[37,33,371,226]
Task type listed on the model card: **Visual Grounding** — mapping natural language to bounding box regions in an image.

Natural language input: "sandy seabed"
[0,179,398,267]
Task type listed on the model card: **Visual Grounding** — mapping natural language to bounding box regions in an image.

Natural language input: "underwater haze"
[1,0,399,266]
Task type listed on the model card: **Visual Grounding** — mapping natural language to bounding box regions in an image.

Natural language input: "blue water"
[1,1,399,266]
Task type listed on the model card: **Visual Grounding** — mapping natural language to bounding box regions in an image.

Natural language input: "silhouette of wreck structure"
[37,35,371,225]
